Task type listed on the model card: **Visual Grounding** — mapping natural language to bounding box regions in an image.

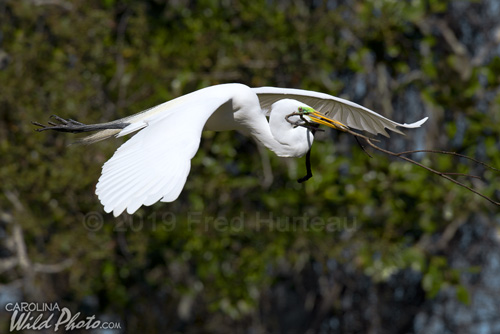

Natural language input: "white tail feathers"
[75,128,123,145]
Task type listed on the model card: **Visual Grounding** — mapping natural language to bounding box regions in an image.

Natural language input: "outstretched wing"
[252,87,427,137]
[96,84,242,217]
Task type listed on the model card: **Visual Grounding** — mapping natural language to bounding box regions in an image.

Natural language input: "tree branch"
[286,113,500,206]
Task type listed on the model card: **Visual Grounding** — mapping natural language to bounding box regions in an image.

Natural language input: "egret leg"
[297,124,319,183]
[32,115,127,133]
[297,148,313,183]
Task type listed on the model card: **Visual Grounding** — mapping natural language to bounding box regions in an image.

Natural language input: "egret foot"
[32,115,127,133]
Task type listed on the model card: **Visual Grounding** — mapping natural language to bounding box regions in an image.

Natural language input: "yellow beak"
[308,111,349,131]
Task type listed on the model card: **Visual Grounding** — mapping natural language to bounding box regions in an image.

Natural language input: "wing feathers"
[401,117,428,128]
[252,87,427,136]
[96,84,244,216]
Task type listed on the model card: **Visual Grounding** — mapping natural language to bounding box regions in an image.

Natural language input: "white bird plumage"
[36,83,428,216]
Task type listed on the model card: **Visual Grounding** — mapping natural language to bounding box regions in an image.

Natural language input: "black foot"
[32,115,90,133]
[297,173,312,183]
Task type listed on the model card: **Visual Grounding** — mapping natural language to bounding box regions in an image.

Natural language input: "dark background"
[1,0,500,333]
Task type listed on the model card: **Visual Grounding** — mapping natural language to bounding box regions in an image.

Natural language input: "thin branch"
[285,112,379,143]
[362,137,500,206]
[438,172,481,179]
[33,259,73,274]
[29,0,74,11]
[354,136,373,158]
[395,149,500,173]
[286,112,500,206]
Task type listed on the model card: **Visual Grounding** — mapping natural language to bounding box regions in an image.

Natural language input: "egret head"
[297,106,348,131]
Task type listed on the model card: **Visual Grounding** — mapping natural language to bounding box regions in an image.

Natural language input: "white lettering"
[54,307,72,331]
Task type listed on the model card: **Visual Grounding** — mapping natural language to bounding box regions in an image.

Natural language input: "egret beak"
[308,111,349,131]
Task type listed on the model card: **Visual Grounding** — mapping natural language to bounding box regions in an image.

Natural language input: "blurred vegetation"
[0,0,499,333]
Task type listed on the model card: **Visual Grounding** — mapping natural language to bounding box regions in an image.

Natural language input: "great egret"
[34,83,427,216]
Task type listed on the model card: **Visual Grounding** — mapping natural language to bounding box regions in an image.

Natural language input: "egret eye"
[299,106,313,114]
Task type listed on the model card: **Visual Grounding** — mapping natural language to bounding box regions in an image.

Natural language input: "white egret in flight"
[34,83,427,216]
